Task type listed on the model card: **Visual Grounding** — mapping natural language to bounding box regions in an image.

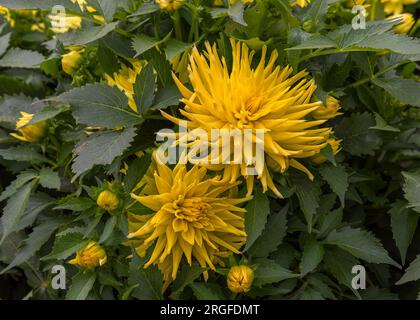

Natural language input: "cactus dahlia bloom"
[163,40,333,197]
[105,62,143,112]
[127,152,250,287]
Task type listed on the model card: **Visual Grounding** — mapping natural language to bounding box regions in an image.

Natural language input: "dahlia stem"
[172,11,183,41]
[370,0,377,21]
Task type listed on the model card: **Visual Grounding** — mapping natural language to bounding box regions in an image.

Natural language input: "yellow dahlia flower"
[163,40,333,197]
[310,138,342,164]
[156,0,185,11]
[127,152,250,287]
[105,62,143,112]
[49,14,82,33]
[69,241,107,269]
[388,13,415,33]
[10,112,47,143]
[62,49,84,76]
[97,190,120,213]
[227,265,254,293]
[381,0,417,15]
[312,96,342,120]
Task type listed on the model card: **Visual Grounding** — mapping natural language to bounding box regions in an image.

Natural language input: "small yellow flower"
[156,0,185,11]
[388,13,415,34]
[311,138,342,164]
[230,0,254,5]
[97,190,120,212]
[62,49,84,76]
[0,5,14,27]
[127,151,250,288]
[49,14,82,33]
[69,241,107,269]
[10,112,47,143]
[213,0,225,6]
[87,5,105,22]
[105,62,143,112]
[294,0,311,7]
[381,0,417,15]
[312,96,342,120]
[227,265,254,293]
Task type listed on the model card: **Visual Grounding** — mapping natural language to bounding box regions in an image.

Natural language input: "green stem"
[188,15,197,43]
[299,47,382,62]
[172,10,183,41]
[370,0,378,21]
[341,61,408,90]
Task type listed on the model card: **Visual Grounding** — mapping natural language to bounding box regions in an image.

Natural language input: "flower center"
[173,195,210,225]
[234,96,264,128]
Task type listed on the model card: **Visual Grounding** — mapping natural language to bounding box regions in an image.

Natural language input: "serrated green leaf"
[28,104,69,125]
[0,146,49,164]
[151,86,182,110]
[389,201,419,264]
[0,219,61,274]
[373,78,420,107]
[248,204,288,257]
[42,232,88,260]
[396,255,420,285]
[124,153,152,192]
[134,63,156,114]
[319,164,348,207]
[244,187,270,251]
[370,112,400,132]
[0,32,11,57]
[98,215,117,244]
[39,168,61,190]
[72,128,137,176]
[323,247,360,296]
[324,226,399,267]
[132,34,156,57]
[54,197,95,212]
[335,112,381,156]
[301,236,324,276]
[254,259,300,286]
[189,283,225,300]
[90,0,117,21]
[0,181,35,245]
[0,0,81,10]
[164,39,191,61]
[0,48,45,68]
[65,271,96,300]
[170,263,204,299]
[0,170,38,202]
[58,22,118,46]
[128,251,163,300]
[52,83,143,128]
[290,174,321,232]
[402,172,420,213]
